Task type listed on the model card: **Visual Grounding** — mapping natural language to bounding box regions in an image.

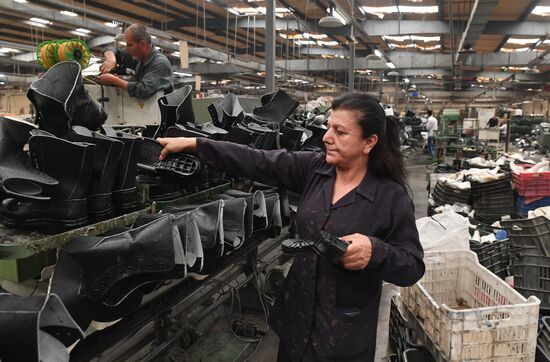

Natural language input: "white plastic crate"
[401,250,540,361]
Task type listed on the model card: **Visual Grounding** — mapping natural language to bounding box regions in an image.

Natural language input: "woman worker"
[157,93,425,362]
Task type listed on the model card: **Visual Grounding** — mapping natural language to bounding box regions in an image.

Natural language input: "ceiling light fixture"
[526,67,540,74]
[0,47,21,53]
[104,21,121,28]
[60,10,78,16]
[173,71,192,77]
[29,17,51,24]
[75,28,91,33]
[387,70,399,77]
[71,31,90,37]
[361,5,438,16]
[319,4,346,28]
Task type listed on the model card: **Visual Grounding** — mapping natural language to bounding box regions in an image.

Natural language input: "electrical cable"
[231,342,251,362]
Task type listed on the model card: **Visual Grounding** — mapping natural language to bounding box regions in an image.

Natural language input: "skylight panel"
[532,6,550,16]
[410,35,440,42]
[500,47,530,52]
[506,38,539,45]
[399,6,439,13]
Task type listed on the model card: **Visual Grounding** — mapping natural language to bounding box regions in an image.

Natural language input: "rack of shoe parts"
[0,60,329,361]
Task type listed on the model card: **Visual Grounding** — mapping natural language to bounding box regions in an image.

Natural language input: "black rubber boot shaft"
[27,61,107,137]
[155,85,195,138]
[0,116,58,200]
[68,126,124,222]
[0,131,95,233]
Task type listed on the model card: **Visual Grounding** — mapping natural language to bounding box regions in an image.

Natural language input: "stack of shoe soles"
[136,137,202,201]
[0,117,143,233]
[0,61,150,233]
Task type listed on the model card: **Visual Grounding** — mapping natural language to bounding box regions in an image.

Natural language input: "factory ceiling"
[0,0,548,105]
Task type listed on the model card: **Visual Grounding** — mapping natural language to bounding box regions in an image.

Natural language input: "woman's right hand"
[156,137,197,160]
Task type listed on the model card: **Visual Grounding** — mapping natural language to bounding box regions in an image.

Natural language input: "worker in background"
[425,109,438,157]
[97,23,173,99]
[487,115,499,128]
[499,120,508,141]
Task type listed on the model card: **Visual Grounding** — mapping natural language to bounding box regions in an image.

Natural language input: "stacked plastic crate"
[512,165,550,216]
[431,180,471,208]
[538,316,550,361]
[502,216,550,310]
[468,228,510,279]
[470,173,515,224]
[389,296,421,361]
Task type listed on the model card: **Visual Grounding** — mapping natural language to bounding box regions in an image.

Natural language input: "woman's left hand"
[340,233,372,270]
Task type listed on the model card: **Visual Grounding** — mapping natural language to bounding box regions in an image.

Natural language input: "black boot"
[0,130,95,233]
[102,127,142,215]
[246,90,298,126]
[136,174,185,201]
[71,215,178,302]
[210,194,247,251]
[301,123,327,152]
[163,200,225,255]
[0,116,58,200]
[155,85,195,138]
[224,189,268,237]
[67,126,124,222]
[27,60,107,137]
[280,123,311,151]
[225,122,278,150]
[0,293,85,362]
[132,212,203,276]
[208,93,244,131]
[50,216,178,332]
[164,200,225,278]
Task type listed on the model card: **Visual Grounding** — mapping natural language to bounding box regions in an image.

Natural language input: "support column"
[265,0,276,92]
[348,43,355,92]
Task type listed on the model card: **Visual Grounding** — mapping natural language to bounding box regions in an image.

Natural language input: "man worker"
[425,109,438,157]
[97,23,173,99]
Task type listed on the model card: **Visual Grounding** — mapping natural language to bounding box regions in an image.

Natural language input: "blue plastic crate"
[516,196,550,216]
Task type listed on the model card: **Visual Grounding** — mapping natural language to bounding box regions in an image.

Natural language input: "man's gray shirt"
[115,47,173,99]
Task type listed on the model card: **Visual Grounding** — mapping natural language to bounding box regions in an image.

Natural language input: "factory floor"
[172,148,432,362]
